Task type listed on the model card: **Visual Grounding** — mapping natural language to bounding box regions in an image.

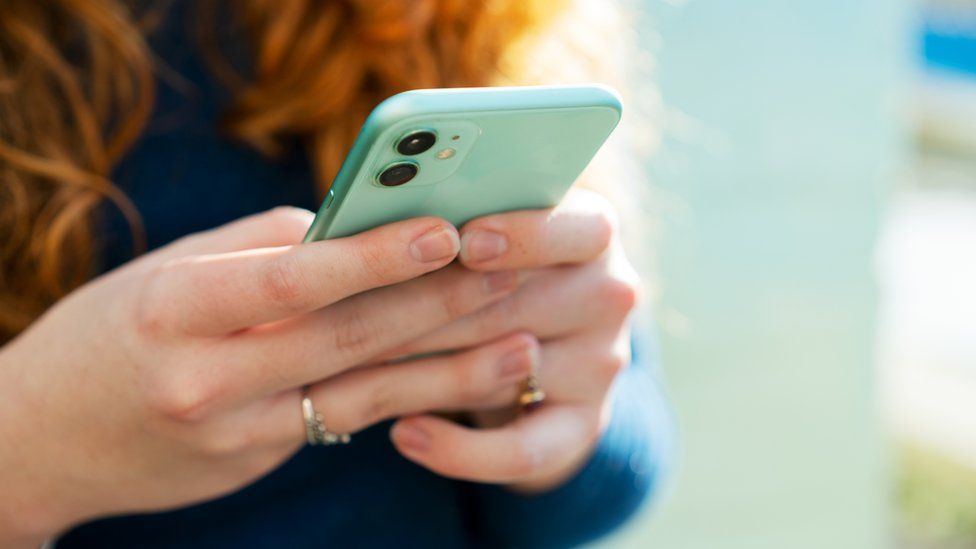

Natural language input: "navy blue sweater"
[56,4,672,547]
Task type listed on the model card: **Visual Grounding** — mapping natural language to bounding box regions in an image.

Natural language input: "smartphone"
[303,84,622,242]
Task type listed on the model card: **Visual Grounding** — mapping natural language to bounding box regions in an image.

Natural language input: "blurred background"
[595,0,976,547]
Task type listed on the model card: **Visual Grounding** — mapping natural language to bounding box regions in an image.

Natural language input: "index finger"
[139,216,460,336]
[457,188,616,271]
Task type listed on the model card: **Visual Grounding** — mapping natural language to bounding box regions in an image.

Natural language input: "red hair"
[0,0,629,342]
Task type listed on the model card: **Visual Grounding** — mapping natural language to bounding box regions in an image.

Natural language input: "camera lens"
[396,130,436,156]
[378,162,418,187]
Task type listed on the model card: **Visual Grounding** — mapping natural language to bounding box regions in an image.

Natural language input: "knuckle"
[600,274,641,318]
[473,301,511,338]
[258,253,313,310]
[134,303,169,341]
[144,370,218,423]
[436,269,481,321]
[589,206,618,253]
[361,378,397,427]
[476,281,524,332]
[571,189,618,251]
[440,281,472,320]
[598,349,629,380]
[330,306,377,357]
[134,260,183,338]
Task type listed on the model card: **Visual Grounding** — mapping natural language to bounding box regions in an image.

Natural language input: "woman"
[0,0,671,547]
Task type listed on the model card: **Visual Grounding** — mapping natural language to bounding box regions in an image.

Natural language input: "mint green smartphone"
[303,84,622,242]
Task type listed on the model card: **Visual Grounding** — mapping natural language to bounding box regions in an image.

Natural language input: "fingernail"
[461,230,508,263]
[393,423,430,453]
[498,346,533,381]
[410,226,460,263]
[482,270,519,295]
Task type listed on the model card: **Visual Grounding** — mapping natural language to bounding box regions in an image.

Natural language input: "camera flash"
[435,148,456,160]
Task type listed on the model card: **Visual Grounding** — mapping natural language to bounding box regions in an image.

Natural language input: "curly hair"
[0,0,629,342]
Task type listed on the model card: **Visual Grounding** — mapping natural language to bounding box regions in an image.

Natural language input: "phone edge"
[302,84,622,243]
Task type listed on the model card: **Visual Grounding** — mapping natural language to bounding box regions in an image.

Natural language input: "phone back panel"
[304,85,621,241]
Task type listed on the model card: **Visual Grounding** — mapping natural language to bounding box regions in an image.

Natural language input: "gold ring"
[301,390,351,446]
[518,375,546,412]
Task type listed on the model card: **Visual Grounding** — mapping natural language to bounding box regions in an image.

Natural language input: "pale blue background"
[599,0,913,546]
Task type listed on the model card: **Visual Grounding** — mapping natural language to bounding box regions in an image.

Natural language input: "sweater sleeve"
[465,334,675,548]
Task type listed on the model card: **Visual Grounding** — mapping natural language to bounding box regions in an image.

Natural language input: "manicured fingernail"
[498,346,533,381]
[393,423,430,453]
[461,230,508,263]
[410,226,460,263]
[482,270,518,295]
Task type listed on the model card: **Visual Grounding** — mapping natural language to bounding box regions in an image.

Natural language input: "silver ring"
[301,392,350,446]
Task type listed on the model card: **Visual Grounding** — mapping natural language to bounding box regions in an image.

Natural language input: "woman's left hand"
[388,188,642,493]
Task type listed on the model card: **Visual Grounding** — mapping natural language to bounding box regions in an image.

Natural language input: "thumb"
[156,207,316,261]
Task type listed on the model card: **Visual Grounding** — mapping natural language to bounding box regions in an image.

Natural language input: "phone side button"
[323,189,335,209]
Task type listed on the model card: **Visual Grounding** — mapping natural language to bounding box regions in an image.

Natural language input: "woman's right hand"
[0,207,533,547]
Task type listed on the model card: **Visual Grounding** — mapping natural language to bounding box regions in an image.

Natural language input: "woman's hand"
[388,189,642,493]
[0,208,535,547]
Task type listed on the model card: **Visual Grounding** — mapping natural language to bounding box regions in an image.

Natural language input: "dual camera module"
[378,130,437,187]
